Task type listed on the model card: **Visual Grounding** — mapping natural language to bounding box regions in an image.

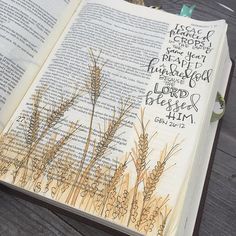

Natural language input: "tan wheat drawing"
[127,108,157,226]
[10,86,81,188]
[66,49,107,205]
[0,48,183,235]
[69,100,132,206]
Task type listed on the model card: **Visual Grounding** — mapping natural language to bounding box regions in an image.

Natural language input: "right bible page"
[172,37,232,236]
[0,0,228,235]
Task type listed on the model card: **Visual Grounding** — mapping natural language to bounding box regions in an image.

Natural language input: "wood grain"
[1,0,236,235]
[0,186,82,236]
[199,150,236,236]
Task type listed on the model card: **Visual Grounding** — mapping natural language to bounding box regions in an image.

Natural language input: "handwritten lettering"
[145,87,200,113]
[145,22,217,128]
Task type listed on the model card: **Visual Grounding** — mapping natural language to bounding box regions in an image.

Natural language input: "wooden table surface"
[1,0,236,235]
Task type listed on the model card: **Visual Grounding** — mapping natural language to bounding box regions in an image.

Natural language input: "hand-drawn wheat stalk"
[66,49,106,205]
[25,87,45,146]
[144,141,180,202]
[136,139,181,230]
[70,100,132,206]
[127,108,155,226]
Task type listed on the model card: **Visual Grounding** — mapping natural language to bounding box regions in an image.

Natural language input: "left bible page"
[0,0,82,131]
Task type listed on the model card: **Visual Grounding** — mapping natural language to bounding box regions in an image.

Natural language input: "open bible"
[0,0,232,235]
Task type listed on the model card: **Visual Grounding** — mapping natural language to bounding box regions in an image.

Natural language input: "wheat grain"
[87,48,106,104]
[144,161,164,202]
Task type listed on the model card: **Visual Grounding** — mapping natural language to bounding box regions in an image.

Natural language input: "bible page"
[0,0,227,235]
[0,0,82,130]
